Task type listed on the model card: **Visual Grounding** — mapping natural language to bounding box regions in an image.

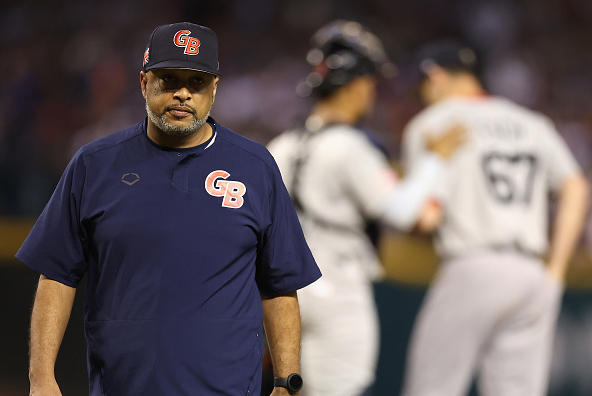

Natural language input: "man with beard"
[18,22,320,396]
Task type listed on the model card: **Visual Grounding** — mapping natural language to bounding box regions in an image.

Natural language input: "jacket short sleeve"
[16,150,89,287]
[255,158,321,296]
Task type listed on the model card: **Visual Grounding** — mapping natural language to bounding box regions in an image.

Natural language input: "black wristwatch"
[274,373,303,393]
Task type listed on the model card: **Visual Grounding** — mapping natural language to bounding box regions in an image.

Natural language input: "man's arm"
[29,275,77,396]
[261,291,301,396]
[383,124,465,231]
[547,173,590,282]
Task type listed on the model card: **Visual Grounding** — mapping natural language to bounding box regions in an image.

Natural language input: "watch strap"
[274,376,289,388]
[274,373,303,392]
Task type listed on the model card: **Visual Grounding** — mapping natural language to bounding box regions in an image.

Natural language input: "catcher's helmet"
[297,20,396,98]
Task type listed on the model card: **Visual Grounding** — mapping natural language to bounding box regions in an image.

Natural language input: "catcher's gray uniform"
[401,95,580,396]
[269,123,443,396]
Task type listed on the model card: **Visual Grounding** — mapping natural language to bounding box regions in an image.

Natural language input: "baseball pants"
[402,251,563,396]
[297,261,379,396]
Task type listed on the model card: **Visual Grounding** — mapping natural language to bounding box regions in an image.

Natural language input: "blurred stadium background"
[1,0,592,395]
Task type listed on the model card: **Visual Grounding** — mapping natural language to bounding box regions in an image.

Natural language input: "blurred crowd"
[1,0,592,252]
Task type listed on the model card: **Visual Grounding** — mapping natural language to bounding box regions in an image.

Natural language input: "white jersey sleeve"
[538,116,581,191]
[337,130,400,219]
[402,109,451,206]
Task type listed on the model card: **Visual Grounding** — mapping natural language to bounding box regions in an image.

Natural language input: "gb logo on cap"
[143,48,150,66]
[174,30,201,55]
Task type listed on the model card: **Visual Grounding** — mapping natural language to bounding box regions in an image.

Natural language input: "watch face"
[288,374,303,391]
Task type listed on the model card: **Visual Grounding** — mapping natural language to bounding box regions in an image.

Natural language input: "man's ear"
[428,65,450,86]
[140,71,148,99]
[211,76,220,104]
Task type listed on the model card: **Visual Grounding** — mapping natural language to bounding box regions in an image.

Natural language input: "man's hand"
[415,198,444,234]
[426,123,467,160]
[269,387,297,396]
[30,377,62,396]
[546,264,565,284]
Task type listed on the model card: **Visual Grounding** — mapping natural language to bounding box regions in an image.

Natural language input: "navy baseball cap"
[414,39,478,77]
[142,22,221,76]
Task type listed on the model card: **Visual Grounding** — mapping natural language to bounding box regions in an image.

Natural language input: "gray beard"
[146,103,211,137]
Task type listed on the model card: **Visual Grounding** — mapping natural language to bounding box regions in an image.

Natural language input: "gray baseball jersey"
[268,124,397,395]
[269,124,398,281]
[402,95,580,257]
